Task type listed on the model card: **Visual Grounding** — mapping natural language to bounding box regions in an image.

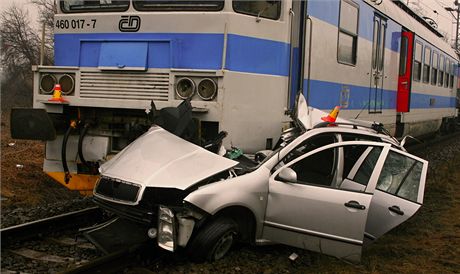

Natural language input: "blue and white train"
[13,0,459,193]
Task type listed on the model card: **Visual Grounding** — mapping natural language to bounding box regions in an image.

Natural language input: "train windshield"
[133,0,224,11]
[61,0,130,12]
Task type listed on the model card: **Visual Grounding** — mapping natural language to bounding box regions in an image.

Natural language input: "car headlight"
[40,74,57,94]
[197,78,217,100]
[158,206,175,251]
[175,77,195,99]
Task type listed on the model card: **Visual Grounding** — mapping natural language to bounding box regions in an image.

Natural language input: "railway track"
[1,207,166,273]
[1,207,103,247]
[405,131,460,154]
[61,244,166,274]
[0,207,105,273]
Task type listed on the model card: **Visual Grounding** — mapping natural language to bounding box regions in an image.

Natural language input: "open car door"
[364,148,428,242]
[262,141,391,262]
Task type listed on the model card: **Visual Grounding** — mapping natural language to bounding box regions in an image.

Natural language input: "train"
[11,0,459,194]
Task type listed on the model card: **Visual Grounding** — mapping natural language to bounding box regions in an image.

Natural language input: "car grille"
[95,177,141,203]
[93,196,156,224]
[80,71,169,101]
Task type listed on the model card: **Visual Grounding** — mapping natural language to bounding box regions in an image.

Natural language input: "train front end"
[17,1,228,194]
[12,0,291,194]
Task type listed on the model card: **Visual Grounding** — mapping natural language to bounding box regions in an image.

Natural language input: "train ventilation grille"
[80,71,169,101]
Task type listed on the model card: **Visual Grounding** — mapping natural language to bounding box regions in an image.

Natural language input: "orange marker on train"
[48,84,68,103]
[321,106,340,123]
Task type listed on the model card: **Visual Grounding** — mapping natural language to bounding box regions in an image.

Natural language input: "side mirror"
[278,167,297,183]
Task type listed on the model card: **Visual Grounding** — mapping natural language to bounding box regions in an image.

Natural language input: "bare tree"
[1,4,40,110]
[31,0,56,64]
[1,5,40,81]
[0,1,55,109]
[31,0,56,30]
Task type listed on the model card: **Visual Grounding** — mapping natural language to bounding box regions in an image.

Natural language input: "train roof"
[364,0,458,59]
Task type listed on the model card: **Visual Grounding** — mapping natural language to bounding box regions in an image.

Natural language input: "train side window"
[439,55,445,87]
[423,46,431,83]
[445,59,450,88]
[233,0,281,20]
[449,62,455,88]
[378,21,387,71]
[61,0,129,13]
[413,41,422,81]
[399,36,408,76]
[431,51,438,85]
[134,0,225,11]
[337,0,359,65]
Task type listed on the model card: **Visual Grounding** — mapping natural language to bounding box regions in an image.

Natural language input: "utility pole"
[445,1,460,51]
[455,0,459,51]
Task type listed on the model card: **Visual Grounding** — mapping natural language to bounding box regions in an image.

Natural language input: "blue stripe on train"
[54,33,290,76]
[305,79,456,110]
[55,33,224,69]
[54,33,455,111]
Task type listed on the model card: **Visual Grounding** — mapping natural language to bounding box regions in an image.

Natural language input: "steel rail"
[1,206,103,247]
[61,244,163,274]
[406,131,460,153]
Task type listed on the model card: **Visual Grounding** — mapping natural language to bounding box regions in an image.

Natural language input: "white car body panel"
[99,126,238,190]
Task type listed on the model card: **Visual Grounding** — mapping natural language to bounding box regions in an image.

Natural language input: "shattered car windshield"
[376,151,423,202]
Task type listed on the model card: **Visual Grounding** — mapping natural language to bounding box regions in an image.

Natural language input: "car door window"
[376,151,423,202]
[291,146,338,187]
[282,133,337,164]
[286,143,384,191]
[341,133,381,142]
[347,146,382,186]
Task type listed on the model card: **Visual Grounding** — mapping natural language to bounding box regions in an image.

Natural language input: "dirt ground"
[1,112,81,208]
[1,109,459,273]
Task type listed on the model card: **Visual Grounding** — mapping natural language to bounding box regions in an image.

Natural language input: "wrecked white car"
[91,97,427,263]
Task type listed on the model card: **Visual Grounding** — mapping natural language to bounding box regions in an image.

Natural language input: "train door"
[397,31,414,112]
[369,14,387,113]
[288,0,306,109]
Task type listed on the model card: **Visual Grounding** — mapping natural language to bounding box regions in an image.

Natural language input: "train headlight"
[175,78,195,99]
[197,78,217,100]
[58,74,75,95]
[158,206,176,251]
[40,74,57,94]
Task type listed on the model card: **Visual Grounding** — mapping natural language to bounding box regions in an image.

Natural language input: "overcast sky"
[0,0,40,30]
[409,0,459,44]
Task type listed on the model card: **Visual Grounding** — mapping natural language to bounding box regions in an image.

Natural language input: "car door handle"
[388,205,404,216]
[344,200,366,210]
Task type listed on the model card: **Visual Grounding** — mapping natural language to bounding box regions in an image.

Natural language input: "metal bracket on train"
[10,108,57,141]
[147,99,198,143]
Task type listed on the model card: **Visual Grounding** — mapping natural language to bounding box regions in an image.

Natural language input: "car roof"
[304,123,403,149]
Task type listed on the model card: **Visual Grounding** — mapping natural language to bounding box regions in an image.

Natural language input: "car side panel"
[183,166,270,238]
[365,190,421,242]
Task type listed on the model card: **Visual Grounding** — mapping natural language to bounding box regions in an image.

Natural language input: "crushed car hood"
[99,126,238,190]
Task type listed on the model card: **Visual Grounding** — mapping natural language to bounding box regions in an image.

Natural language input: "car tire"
[187,217,238,262]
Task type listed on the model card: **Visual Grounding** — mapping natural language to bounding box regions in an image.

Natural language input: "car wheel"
[187,217,237,261]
